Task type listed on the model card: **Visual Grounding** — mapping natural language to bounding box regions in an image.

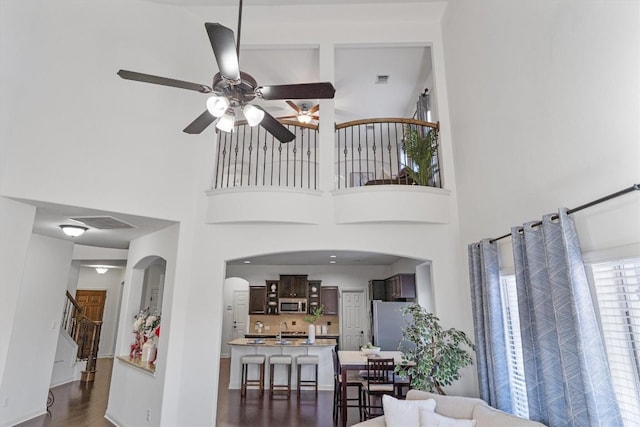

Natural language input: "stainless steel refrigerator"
[371,301,412,350]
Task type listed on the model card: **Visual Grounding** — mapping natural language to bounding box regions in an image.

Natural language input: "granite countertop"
[245,333,339,338]
[229,337,337,347]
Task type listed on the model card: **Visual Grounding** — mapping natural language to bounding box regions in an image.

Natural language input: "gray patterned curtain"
[512,209,622,426]
[468,240,512,412]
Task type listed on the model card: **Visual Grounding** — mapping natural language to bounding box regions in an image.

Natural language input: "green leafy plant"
[303,305,324,324]
[395,303,474,395]
[403,127,439,186]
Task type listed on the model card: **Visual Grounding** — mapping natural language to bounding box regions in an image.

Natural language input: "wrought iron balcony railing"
[213,121,319,190]
[211,118,439,190]
[335,118,440,189]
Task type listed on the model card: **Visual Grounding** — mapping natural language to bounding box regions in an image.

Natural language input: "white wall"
[0,234,73,427]
[443,0,640,255]
[105,224,179,427]
[0,198,35,399]
[76,266,126,357]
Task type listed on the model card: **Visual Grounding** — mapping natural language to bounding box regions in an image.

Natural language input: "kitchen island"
[227,338,336,390]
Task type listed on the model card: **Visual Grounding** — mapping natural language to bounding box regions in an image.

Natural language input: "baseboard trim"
[105,412,123,427]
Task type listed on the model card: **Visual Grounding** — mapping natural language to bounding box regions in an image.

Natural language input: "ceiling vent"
[68,216,136,230]
[375,75,389,84]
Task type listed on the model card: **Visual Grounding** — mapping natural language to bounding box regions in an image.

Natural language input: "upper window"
[590,257,640,426]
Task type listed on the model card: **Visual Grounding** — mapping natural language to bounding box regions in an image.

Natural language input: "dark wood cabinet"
[249,286,266,314]
[321,286,339,315]
[278,275,308,298]
[385,273,416,300]
[307,280,322,313]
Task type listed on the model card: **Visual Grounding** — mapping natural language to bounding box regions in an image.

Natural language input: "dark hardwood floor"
[17,358,115,427]
[216,358,362,427]
[17,357,363,427]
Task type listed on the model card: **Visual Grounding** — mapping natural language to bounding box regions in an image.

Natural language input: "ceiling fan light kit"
[206,96,230,117]
[116,0,335,143]
[216,109,236,133]
[242,104,265,126]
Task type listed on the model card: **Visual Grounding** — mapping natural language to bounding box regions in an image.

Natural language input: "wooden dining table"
[337,350,409,427]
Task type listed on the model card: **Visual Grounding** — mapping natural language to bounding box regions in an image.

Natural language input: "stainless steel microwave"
[279,298,307,313]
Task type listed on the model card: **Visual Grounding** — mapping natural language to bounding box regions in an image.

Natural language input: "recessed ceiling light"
[330,255,337,258]
[95,267,109,275]
[244,260,251,264]
[329,260,336,264]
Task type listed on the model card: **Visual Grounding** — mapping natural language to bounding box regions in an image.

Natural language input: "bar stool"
[240,354,266,398]
[268,354,293,398]
[296,354,319,397]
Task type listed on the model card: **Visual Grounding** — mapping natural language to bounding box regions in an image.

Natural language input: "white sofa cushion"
[420,409,477,427]
[407,390,483,419]
[382,395,436,427]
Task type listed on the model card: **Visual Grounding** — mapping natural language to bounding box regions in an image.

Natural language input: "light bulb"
[216,111,235,133]
[206,96,230,118]
[297,113,312,124]
[243,104,265,127]
[59,225,88,237]
[95,267,109,274]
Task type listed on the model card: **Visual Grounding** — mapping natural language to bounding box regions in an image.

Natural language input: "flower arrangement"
[131,308,160,357]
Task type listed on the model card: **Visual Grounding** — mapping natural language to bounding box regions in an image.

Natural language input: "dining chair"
[359,357,396,420]
[331,349,364,422]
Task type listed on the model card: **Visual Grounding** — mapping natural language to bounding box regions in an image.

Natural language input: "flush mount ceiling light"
[59,225,88,237]
[95,267,109,274]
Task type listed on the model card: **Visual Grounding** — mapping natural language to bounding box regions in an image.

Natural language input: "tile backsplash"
[248,314,340,335]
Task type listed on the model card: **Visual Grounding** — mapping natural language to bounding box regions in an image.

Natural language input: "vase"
[308,324,315,343]
[141,339,156,363]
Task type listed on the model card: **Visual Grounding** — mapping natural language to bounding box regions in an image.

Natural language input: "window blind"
[500,275,529,418]
[591,258,640,426]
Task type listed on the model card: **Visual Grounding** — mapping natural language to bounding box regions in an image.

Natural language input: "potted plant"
[395,303,474,395]
[403,127,439,187]
[304,304,324,342]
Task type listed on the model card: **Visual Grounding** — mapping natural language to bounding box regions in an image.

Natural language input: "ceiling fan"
[117,1,335,143]
[278,101,320,124]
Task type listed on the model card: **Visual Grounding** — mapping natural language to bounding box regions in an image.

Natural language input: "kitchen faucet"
[278,321,288,341]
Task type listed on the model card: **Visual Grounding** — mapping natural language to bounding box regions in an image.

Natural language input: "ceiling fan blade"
[183,110,216,134]
[308,104,320,114]
[205,23,241,83]
[286,101,302,113]
[277,115,298,119]
[257,82,336,100]
[117,70,212,93]
[257,107,295,143]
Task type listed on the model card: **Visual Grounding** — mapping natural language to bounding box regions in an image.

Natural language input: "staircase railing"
[62,291,103,381]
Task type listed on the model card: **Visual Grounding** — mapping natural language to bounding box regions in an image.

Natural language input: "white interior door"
[233,291,249,340]
[341,290,366,350]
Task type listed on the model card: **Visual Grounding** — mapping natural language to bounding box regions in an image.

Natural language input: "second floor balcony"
[206,117,452,225]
